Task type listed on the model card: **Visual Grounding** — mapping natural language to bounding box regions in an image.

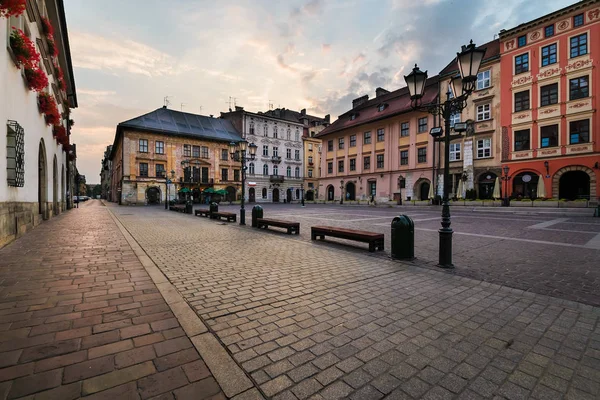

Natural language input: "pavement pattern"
[109,202,600,400]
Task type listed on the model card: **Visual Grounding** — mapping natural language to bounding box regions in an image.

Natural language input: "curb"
[105,204,261,399]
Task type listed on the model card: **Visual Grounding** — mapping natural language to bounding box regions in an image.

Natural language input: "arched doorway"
[478,172,497,200]
[192,188,201,203]
[287,188,293,202]
[306,190,314,201]
[38,140,48,219]
[559,171,590,200]
[513,172,539,199]
[262,187,267,200]
[273,188,280,202]
[327,185,334,201]
[226,186,236,202]
[147,187,160,204]
[52,155,58,215]
[346,182,356,201]
[249,187,255,203]
[414,178,430,200]
[61,164,65,211]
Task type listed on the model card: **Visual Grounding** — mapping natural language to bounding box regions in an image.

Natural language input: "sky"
[64,0,575,184]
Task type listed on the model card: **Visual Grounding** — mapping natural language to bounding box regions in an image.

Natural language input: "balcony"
[179,177,214,185]
[270,175,285,183]
[271,156,282,163]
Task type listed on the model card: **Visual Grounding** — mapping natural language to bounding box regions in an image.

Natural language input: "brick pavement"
[112,204,600,400]
[0,201,225,400]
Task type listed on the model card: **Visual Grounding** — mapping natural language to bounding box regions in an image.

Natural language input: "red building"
[499,0,600,201]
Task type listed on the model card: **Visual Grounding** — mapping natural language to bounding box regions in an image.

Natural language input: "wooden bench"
[257,218,300,235]
[194,209,210,218]
[311,226,384,252]
[170,205,185,212]
[212,212,236,222]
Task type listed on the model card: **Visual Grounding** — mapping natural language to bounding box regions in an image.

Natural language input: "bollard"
[185,200,193,214]
[209,202,218,219]
[391,215,415,260]
[252,205,264,227]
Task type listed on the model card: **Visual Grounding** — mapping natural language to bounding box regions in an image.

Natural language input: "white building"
[0,0,78,247]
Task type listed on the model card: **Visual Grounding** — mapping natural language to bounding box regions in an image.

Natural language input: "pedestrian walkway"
[0,201,225,399]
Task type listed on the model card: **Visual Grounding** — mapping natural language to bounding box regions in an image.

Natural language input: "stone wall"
[0,202,40,248]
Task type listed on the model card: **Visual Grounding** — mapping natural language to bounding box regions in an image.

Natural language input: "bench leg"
[377,240,384,251]
[369,242,375,252]
[295,228,300,235]
[311,233,316,240]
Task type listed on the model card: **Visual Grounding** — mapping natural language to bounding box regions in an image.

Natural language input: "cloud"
[291,0,324,18]
[391,0,444,9]
[322,44,331,53]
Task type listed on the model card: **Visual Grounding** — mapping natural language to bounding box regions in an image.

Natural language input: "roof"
[316,76,439,138]
[439,39,500,78]
[262,108,328,124]
[56,0,77,108]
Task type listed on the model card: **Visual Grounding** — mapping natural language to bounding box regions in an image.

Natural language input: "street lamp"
[502,166,511,207]
[165,169,175,209]
[404,40,486,268]
[230,140,256,225]
[301,183,305,207]
[340,179,344,205]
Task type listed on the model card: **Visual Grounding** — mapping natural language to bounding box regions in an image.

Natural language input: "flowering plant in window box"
[38,93,60,125]
[0,0,26,18]
[24,66,48,91]
[46,39,58,57]
[9,28,39,68]
[56,67,65,90]
[41,16,54,37]
[53,125,66,139]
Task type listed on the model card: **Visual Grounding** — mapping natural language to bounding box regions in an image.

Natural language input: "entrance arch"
[346,182,356,201]
[414,178,431,200]
[478,172,497,200]
[272,188,280,202]
[327,185,334,201]
[146,187,161,204]
[38,140,48,219]
[287,188,293,203]
[249,187,255,203]
[554,166,595,200]
[61,164,65,211]
[52,155,58,215]
[513,171,539,199]
[306,190,314,201]
[226,186,236,202]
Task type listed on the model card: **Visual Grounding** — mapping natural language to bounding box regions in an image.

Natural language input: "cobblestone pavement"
[112,203,600,400]
[0,201,225,400]
[208,203,600,307]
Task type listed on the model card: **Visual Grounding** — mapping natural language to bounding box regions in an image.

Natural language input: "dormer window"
[377,104,387,112]
[350,113,358,120]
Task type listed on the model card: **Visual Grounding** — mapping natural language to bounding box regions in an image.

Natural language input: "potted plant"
[0,0,26,18]
[512,198,533,207]
[559,198,589,208]
[9,28,39,68]
[24,67,48,91]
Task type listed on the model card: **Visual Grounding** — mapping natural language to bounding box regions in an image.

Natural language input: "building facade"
[316,83,439,203]
[109,107,243,205]
[438,40,503,199]
[499,0,600,201]
[100,145,112,199]
[0,0,77,247]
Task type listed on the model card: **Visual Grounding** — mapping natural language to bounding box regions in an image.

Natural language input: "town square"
[1,0,600,399]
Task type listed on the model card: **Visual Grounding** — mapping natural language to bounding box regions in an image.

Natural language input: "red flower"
[38,93,60,126]
[24,67,48,92]
[47,39,58,57]
[41,16,54,37]
[9,28,40,68]
[0,0,26,18]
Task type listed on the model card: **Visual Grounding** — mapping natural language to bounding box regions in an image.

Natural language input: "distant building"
[100,145,112,199]
[108,107,243,205]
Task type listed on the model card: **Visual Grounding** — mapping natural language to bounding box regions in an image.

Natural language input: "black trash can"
[252,205,263,227]
[391,215,414,260]
[209,202,218,219]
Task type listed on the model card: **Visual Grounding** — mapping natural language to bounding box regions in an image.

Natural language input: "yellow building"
[303,134,322,200]
[109,107,243,205]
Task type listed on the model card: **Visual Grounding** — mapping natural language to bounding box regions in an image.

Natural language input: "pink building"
[316,80,439,203]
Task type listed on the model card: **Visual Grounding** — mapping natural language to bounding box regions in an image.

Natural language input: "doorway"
[346,182,356,201]
[273,188,280,202]
[52,156,58,214]
[559,171,590,200]
[147,187,160,204]
[306,190,314,201]
[38,141,47,218]
[327,185,334,201]
[249,187,255,203]
[419,182,430,201]
[287,188,293,203]
[513,172,539,199]
[478,172,497,200]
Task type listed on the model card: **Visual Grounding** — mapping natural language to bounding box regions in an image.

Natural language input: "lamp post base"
[438,228,454,269]
[240,208,246,225]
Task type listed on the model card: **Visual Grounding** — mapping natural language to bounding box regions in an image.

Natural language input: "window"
[338,160,344,173]
[308,169,313,178]
[273,125,278,139]
[221,149,228,160]
[263,124,268,136]
[364,132,371,144]
[338,137,344,149]
[249,122,255,135]
[287,166,292,177]
[545,25,554,37]
[139,139,148,153]
[295,150,300,160]
[156,164,165,178]
[273,147,278,157]
[518,35,527,47]
[477,70,490,90]
[514,129,530,151]
[6,120,24,187]
[249,163,255,175]
[187,145,196,158]
[350,135,356,147]
[234,169,240,181]
[308,143,313,151]
[570,119,589,144]
[364,156,371,170]
[401,122,409,137]
[477,138,492,158]
[376,154,384,168]
[201,146,209,158]
[377,104,385,112]
[155,141,164,154]
[350,158,356,171]
[273,165,278,175]
[308,156,313,164]
[286,148,292,159]
[139,163,148,177]
[417,147,427,163]
[449,143,461,161]
[418,117,428,133]
[262,145,269,156]
[377,128,385,142]
[295,167,300,178]
[570,76,589,100]
[183,144,191,157]
[514,90,530,112]
[540,83,558,107]
[327,162,333,174]
[540,125,558,148]
[221,168,228,181]
[541,44,557,66]
[449,113,460,128]
[350,114,357,120]
[573,13,584,27]
[263,164,269,175]
[295,131,300,141]
[400,150,408,165]
[515,53,529,74]
[369,182,376,197]
[328,140,333,151]
[287,129,291,140]
[570,34,587,58]
[477,104,491,121]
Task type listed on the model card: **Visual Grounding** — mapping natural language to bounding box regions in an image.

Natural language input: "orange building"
[499,0,600,201]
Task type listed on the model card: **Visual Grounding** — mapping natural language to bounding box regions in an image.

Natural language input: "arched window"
[273,125,278,138]
[273,165,278,175]
[263,164,269,176]
[264,124,268,137]
[248,163,255,175]
[249,122,255,135]
[295,130,300,141]
[295,167,300,178]
[262,188,267,199]
[287,129,291,140]
[296,189,300,199]
[286,166,291,177]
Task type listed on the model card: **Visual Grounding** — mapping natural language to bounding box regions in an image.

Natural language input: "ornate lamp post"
[340,179,344,205]
[230,140,257,225]
[404,40,486,268]
[502,166,511,207]
[301,182,305,207]
[165,169,175,209]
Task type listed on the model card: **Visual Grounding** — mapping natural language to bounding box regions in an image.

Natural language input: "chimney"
[375,87,389,97]
[352,95,369,109]
[235,106,244,111]
[300,108,306,116]
[162,105,167,109]
[324,114,330,124]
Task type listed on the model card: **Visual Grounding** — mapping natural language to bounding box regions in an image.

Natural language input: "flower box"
[9,28,39,69]
[533,200,558,207]
[510,200,533,207]
[0,0,26,18]
[465,200,483,206]
[559,200,589,208]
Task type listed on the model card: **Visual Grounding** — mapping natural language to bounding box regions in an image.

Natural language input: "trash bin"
[185,200,193,214]
[209,202,218,219]
[252,205,263,227]
[391,215,414,260]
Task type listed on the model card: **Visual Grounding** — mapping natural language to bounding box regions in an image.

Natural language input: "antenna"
[199,106,203,113]
[163,96,171,108]
[180,103,185,111]
[226,96,233,112]
[268,100,274,110]
[233,97,237,108]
